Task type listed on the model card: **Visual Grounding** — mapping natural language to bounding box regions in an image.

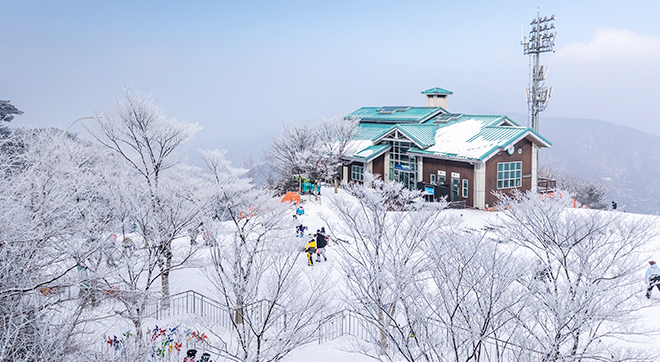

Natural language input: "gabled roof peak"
[421,87,453,95]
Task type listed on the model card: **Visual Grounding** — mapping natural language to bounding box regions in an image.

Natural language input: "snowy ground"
[103,186,660,361]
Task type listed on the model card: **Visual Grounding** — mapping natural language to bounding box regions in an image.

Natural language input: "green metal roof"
[346,106,552,162]
[394,124,439,147]
[468,126,526,143]
[352,123,392,140]
[421,87,453,95]
[347,107,445,123]
[353,144,391,161]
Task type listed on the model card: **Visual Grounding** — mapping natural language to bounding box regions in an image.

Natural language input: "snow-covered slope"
[162,187,660,361]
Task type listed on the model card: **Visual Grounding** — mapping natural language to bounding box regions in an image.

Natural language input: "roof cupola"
[422,87,453,109]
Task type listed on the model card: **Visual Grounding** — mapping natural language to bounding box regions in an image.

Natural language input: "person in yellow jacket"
[304,238,317,266]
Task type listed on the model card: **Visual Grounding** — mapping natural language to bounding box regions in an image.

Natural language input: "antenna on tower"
[521,8,556,133]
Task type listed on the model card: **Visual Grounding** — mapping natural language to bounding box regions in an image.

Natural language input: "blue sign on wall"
[425,186,434,195]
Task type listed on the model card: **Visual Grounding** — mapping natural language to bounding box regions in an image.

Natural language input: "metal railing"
[145,291,289,332]
[146,290,232,329]
[144,291,374,345]
[537,177,556,193]
[139,291,531,359]
[318,310,377,344]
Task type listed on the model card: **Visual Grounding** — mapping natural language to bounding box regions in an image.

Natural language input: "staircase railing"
[145,290,232,329]
[147,291,372,344]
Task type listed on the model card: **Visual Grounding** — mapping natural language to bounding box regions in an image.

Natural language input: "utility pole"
[522,9,557,133]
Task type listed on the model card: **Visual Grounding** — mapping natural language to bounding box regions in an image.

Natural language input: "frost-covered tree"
[202,149,330,362]
[420,229,526,362]
[539,165,608,209]
[265,122,317,189]
[0,128,115,361]
[264,117,357,192]
[314,116,359,183]
[495,190,657,362]
[95,162,210,342]
[327,173,448,360]
[90,89,205,308]
[0,100,23,124]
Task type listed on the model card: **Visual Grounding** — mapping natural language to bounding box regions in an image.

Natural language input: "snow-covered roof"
[345,113,551,163]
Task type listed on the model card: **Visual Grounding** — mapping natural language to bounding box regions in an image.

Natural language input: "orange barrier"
[281,192,300,205]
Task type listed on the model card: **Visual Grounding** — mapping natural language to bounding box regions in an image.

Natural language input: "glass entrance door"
[451,178,460,202]
[392,169,417,190]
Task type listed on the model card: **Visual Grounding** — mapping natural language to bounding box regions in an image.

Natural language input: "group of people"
[303,227,328,266]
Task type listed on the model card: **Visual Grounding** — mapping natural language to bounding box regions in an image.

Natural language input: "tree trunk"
[379,309,387,355]
[334,179,338,194]
[235,297,244,324]
[133,318,143,341]
[161,245,173,310]
[161,270,170,310]
[379,304,395,355]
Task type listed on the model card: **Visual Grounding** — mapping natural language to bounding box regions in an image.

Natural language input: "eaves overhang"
[406,148,479,165]
[346,144,392,163]
[479,129,552,163]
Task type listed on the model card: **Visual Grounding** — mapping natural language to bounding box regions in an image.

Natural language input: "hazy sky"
[3,1,660,165]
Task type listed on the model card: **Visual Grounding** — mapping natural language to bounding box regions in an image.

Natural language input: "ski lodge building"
[340,88,552,209]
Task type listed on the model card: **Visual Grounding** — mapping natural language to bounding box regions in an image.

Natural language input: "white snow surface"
[100,186,660,361]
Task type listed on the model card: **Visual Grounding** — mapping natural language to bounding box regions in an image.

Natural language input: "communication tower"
[522,9,557,133]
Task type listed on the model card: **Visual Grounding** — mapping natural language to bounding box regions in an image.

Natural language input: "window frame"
[438,170,446,185]
[351,164,365,182]
[430,174,436,185]
[462,179,468,198]
[496,161,522,189]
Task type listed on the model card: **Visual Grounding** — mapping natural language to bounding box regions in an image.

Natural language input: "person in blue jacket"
[645,260,660,299]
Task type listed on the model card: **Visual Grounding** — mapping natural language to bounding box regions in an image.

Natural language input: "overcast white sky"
[2,1,659,165]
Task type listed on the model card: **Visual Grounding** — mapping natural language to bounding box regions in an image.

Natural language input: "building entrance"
[451,177,460,202]
[392,169,417,190]
[388,139,418,190]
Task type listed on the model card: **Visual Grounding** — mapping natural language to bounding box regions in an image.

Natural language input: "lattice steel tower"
[522,9,556,133]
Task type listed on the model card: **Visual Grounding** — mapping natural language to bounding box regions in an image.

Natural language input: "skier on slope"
[304,237,317,266]
[314,229,328,263]
[296,224,306,237]
[645,260,660,299]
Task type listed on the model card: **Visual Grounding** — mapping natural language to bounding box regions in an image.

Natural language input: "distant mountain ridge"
[508,113,660,214]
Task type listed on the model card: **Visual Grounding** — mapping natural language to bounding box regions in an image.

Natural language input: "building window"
[462,179,468,198]
[388,140,417,189]
[351,165,364,182]
[438,170,446,185]
[430,174,436,185]
[497,161,522,189]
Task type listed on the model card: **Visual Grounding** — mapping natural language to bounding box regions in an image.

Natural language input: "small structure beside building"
[341,88,552,209]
